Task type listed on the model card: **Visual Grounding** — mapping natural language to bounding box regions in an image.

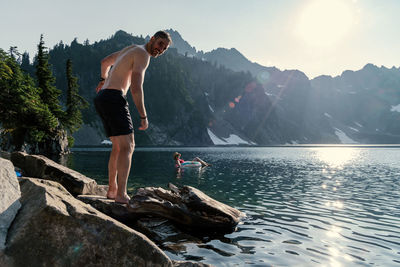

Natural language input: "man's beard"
[150,42,159,57]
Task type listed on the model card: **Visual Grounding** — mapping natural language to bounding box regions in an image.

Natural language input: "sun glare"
[313,147,359,168]
[295,0,355,46]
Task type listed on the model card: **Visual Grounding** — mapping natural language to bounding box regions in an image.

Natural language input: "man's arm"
[130,50,150,130]
[100,51,119,79]
[95,51,120,93]
[96,45,136,93]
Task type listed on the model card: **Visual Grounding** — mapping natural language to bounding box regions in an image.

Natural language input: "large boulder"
[10,152,100,196]
[0,158,21,250]
[4,178,173,267]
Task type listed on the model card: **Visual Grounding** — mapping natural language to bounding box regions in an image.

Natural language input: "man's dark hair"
[154,30,172,45]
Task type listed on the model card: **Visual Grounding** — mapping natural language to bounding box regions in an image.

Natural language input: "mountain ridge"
[17,29,400,146]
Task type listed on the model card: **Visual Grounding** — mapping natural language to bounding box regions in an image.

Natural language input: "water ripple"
[67,147,400,266]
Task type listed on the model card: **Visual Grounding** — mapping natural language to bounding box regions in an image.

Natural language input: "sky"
[1,0,399,79]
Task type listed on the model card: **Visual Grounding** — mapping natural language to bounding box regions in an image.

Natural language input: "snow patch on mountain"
[207,128,252,145]
[101,140,112,145]
[349,127,359,132]
[334,128,358,144]
[390,104,400,112]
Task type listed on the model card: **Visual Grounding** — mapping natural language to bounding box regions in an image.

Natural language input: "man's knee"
[120,134,135,153]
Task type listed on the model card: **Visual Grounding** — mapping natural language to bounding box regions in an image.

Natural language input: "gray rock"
[90,184,108,197]
[1,129,69,156]
[10,152,98,196]
[4,178,173,267]
[77,196,215,266]
[0,151,11,160]
[0,158,21,250]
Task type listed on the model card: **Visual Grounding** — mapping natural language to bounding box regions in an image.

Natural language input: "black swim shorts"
[94,89,134,137]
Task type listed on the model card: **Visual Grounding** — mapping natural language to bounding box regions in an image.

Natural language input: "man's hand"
[139,118,148,130]
[95,81,105,93]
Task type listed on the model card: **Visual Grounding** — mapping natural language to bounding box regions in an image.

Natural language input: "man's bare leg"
[107,136,119,199]
[114,133,135,204]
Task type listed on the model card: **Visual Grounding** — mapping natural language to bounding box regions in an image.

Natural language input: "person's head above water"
[173,152,181,160]
[146,30,172,58]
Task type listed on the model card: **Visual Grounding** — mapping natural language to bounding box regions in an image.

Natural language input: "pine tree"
[0,48,58,150]
[36,34,64,121]
[20,52,34,76]
[65,59,88,146]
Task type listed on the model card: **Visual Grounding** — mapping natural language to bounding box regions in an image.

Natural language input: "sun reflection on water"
[312,147,360,168]
[324,201,344,208]
[327,226,342,238]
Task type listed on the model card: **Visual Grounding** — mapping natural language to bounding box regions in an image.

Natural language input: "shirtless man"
[94,31,171,204]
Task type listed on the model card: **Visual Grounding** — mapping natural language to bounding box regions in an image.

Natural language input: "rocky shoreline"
[0,151,244,266]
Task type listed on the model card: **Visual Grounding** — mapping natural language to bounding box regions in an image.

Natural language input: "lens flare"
[256,71,270,85]
[235,96,242,103]
[245,82,257,93]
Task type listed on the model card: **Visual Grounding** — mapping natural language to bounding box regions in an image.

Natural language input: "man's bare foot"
[115,194,131,204]
[107,185,118,199]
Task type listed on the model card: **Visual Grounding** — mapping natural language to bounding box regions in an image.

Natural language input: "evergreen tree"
[36,34,64,121]
[0,48,58,150]
[8,46,20,60]
[65,59,88,145]
[20,52,34,76]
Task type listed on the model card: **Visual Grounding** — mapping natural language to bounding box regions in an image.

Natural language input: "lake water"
[63,146,400,266]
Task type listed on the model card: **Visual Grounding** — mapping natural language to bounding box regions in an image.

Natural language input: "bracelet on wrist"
[140,116,147,120]
[100,77,105,82]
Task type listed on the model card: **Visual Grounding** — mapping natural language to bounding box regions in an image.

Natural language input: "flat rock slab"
[0,158,21,250]
[4,178,173,267]
[10,152,101,196]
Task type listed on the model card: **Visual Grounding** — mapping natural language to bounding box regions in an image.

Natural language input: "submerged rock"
[172,261,213,267]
